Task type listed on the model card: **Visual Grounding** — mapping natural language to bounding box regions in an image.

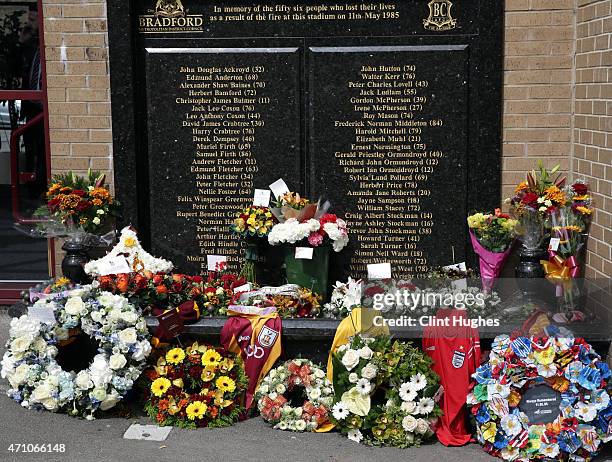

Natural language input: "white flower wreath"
[1,286,151,419]
[255,359,334,432]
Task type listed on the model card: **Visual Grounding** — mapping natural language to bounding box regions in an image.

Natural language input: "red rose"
[521,192,539,207]
[191,275,203,283]
[155,285,168,294]
[134,274,148,290]
[572,183,588,196]
[171,282,183,293]
[47,198,61,211]
[152,274,164,285]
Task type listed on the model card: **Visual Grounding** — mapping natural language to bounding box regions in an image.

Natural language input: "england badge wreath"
[255,359,334,432]
[1,287,151,419]
[468,335,612,461]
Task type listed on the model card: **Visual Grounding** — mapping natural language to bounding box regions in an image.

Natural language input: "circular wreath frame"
[142,342,248,429]
[255,358,334,432]
[469,335,612,461]
[1,287,151,419]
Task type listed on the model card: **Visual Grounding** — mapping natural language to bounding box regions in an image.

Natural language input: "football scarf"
[220,306,282,410]
[423,308,481,446]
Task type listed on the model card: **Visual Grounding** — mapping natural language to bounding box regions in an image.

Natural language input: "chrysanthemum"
[332,401,350,420]
[186,401,207,420]
[151,377,171,397]
[202,349,222,368]
[165,348,185,365]
[216,375,236,393]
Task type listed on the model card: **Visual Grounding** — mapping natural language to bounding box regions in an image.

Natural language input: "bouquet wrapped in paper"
[467,209,518,292]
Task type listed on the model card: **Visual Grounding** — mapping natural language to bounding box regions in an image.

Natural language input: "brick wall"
[501,0,575,200]
[41,0,610,276]
[574,0,612,278]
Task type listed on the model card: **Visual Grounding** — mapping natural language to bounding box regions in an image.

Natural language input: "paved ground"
[0,312,611,462]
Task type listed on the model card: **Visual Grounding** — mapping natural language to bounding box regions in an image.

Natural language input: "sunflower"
[151,377,171,397]
[216,376,236,393]
[202,349,222,367]
[166,348,186,365]
[186,401,207,420]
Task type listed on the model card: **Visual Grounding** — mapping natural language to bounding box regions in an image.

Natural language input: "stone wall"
[42,0,610,276]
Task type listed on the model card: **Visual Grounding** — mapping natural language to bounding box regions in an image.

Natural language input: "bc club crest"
[423,0,457,31]
[258,326,279,349]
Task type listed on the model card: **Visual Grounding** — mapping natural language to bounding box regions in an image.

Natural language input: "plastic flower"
[540,442,560,458]
[216,376,236,393]
[500,414,522,437]
[151,377,171,397]
[500,446,520,461]
[202,349,222,367]
[332,401,350,420]
[356,379,372,396]
[537,363,557,378]
[186,401,207,420]
[399,382,418,402]
[165,348,185,365]
[574,402,597,422]
[410,373,427,391]
[591,389,610,410]
[488,382,510,399]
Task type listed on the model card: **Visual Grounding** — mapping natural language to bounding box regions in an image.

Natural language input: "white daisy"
[399,382,418,402]
[410,373,427,391]
[417,397,435,415]
[332,401,350,421]
[356,378,372,395]
[347,429,363,443]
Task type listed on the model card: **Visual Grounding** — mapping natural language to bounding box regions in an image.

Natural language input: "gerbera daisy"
[202,349,222,367]
[151,377,171,397]
[417,397,435,415]
[332,401,350,420]
[356,378,372,396]
[165,347,186,365]
[410,373,427,391]
[216,375,236,393]
[399,382,418,402]
[186,401,207,420]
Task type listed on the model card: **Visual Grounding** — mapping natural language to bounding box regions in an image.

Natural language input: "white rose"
[358,346,373,359]
[97,293,115,307]
[401,401,417,414]
[118,328,138,345]
[275,384,286,394]
[109,354,127,370]
[92,217,101,225]
[91,311,103,323]
[294,407,303,417]
[416,418,430,435]
[109,309,123,321]
[341,349,360,371]
[309,388,322,400]
[295,420,307,431]
[89,354,112,387]
[361,363,377,380]
[40,397,59,411]
[258,385,269,394]
[314,369,325,379]
[402,415,418,432]
[31,382,54,402]
[64,296,86,316]
[10,336,33,354]
[99,391,120,411]
[91,388,107,402]
[349,373,359,383]
[121,311,138,324]
[131,340,151,362]
[46,346,58,357]
[75,371,94,390]
[8,364,30,388]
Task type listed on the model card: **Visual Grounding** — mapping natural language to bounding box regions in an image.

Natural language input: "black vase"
[515,245,547,302]
[61,241,91,284]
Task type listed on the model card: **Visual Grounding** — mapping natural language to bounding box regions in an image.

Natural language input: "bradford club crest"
[155,0,185,18]
[423,0,457,31]
[257,326,279,349]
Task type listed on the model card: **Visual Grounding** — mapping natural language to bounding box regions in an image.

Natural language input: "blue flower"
[476,405,491,424]
[557,431,581,454]
[511,337,532,358]
[596,362,611,380]
[578,367,601,391]
[493,431,510,449]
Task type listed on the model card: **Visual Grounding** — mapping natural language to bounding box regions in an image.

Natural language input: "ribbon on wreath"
[540,251,580,297]
[151,300,201,347]
[287,361,312,387]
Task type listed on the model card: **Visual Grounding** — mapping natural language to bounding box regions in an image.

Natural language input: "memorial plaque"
[108,0,503,278]
[519,384,562,425]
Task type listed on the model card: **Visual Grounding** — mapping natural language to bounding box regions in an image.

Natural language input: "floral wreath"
[1,287,151,419]
[255,359,334,432]
[469,335,612,461]
[142,342,248,428]
[330,335,442,447]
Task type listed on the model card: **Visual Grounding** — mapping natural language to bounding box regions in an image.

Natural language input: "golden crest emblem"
[155,0,185,18]
[423,0,457,31]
